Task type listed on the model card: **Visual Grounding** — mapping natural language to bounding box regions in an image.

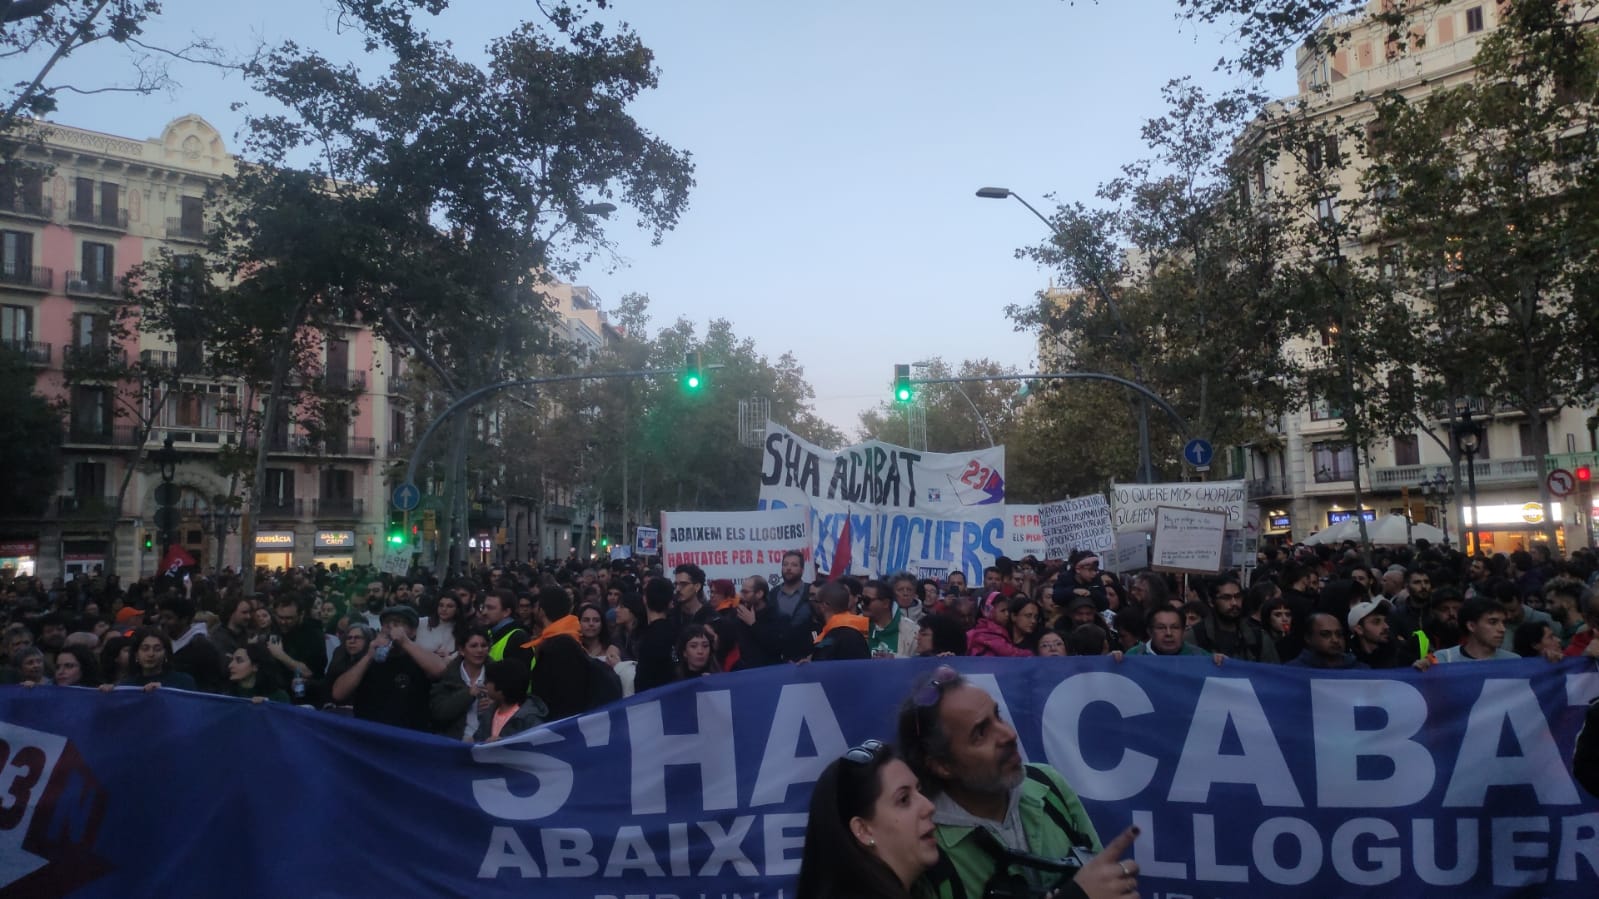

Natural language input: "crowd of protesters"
[2,537,1598,744]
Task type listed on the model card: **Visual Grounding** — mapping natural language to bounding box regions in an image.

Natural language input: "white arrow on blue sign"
[1183,438,1214,468]
[391,482,421,512]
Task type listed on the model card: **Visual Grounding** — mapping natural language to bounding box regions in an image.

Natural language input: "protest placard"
[1107,530,1148,573]
[1111,480,1247,532]
[634,526,659,556]
[377,547,411,576]
[660,507,809,585]
[1152,506,1227,573]
[1005,505,1044,558]
[1039,494,1114,559]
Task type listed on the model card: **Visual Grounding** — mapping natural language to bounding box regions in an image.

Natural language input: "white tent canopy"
[1305,515,1447,546]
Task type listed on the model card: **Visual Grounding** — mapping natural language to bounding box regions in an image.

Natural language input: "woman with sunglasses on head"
[795,740,939,899]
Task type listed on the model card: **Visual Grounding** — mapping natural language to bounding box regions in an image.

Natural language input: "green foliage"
[858,358,1024,453]
[1173,0,1449,78]
[1007,79,1307,484]
[0,348,63,516]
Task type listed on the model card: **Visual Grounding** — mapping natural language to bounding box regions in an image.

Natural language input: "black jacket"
[632,617,678,695]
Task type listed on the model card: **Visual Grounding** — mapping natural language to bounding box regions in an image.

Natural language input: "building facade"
[1242,0,1599,553]
[0,116,405,581]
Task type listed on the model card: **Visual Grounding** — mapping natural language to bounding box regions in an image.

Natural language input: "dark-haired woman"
[795,740,938,899]
[673,624,721,680]
[227,644,290,703]
[103,626,196,692]
[432,629,493,740]
[53,645,100,687]
[578,602,611,659]
[1006,595,1042,654]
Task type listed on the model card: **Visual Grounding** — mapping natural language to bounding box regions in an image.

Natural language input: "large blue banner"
[2,657,1596,897]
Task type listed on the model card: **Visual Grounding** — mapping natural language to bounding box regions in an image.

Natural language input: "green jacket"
[919,764,1101,899]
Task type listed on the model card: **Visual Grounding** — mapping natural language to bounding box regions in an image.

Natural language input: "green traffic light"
[387,531,406,545]
[686,374,701,389]
[896,386,911,402]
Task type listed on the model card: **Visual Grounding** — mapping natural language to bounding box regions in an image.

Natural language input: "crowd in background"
[2,537,1597,742]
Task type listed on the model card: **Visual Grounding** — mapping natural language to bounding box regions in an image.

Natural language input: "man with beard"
[771,551,812,624]
[1414,595,1519,666]
[1398,587,1463,665]
[1390,568,1433,634]
[1348,598,1401,668]
[1187,579,1278,662]
[898,668,1139,899]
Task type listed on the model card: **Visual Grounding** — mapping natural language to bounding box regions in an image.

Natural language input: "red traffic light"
[1578,465,1593,483]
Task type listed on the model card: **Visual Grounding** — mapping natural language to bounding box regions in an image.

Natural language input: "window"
[72,461,106,499]
[1315,195,1338,228]
[1466,6,1484,33]
[320,468,353,501]
[1307,134,1340,173]
[0,164,44,214]
[99,182,119,223]
[263,469,295,512]
[0,304,30,346]
[1313,442,1356,482]
[73,178,94,218]
[1393,434,1421,466]
[73,312,109,348]
[1379,245,1402,281]
[69,386,111,437]
[1,229,32,279]
[179,196,203,238]
[81,242,114,289]
[1518,421,1548,456]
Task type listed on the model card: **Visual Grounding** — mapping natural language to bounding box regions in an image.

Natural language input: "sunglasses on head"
[844,739,888,766]
[912,664,959,710]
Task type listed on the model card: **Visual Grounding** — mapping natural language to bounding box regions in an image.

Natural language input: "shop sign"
[0,540,39,556]
[315,530,355,550]
[255,531,296,549]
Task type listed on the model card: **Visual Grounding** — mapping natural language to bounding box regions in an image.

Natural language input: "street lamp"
[1452,401,1485,556]
[976,185,1155,481]
[150,436,182,557]
[1418,471,1452,548]
[198,497,241,573]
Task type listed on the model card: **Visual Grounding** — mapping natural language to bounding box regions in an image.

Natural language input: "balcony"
[324,369,367,391]
[314,497,365,518]
[0,338,50,365]
[56,495,121,518]
[0,194,51,220]
[263,434,377,457]
[0,265,52,292]
[1370,455,1542,490]
[154,426,229,446]
[63,343,127,371]
[1247,478,1289,499]
[257,497,304,519]
[64,271,118,299]
[544,504,576,523]
[63,424,143,447]
[140,348,206,374]
[387,373,412,394]
[165,217,210,242]
[67,201,128,231]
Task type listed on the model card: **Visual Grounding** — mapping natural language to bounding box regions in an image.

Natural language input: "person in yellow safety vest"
[482,589,532,666]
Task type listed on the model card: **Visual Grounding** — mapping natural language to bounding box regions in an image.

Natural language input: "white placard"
[1005,505,1045,559]
[1107,531,1149,573]
[378,547,412,576]
[1152,506,1227,574]
[661,507,810,585]
[1040,494,1115,559]
[1111,481,1247,533]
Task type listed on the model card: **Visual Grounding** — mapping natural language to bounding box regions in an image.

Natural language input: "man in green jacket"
[897,667,1140,899]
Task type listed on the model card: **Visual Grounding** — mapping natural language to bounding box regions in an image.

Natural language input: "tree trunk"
[242,298,310,595]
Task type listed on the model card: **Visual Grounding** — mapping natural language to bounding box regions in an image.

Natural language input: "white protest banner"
[609,544,632,560]
[757,421,1006,584]
[1039,494,1114,559]
[634,526,659,556]
[377,547,411,576]
[1005,505,1045,559]
[661,507,810,585]
[1152,506,1227,574]
[1111,480,1247,533]
[1107,531,1148,573]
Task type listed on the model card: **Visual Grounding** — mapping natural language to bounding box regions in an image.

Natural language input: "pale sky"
[33,0,1294,440]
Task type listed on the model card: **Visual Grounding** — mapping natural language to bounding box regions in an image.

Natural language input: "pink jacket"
[966,617,1033,657]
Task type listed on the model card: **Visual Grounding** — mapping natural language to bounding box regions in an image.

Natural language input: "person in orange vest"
[813,580,870,661]
[522,587,581,653]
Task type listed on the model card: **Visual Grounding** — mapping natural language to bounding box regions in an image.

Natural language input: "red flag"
[160,545,197,575]
[828,514,852,580]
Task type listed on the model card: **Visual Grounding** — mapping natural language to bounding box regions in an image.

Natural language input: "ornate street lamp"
[198,496,241,573]
[1418,470,1452,548]
[1452,401,1486,556]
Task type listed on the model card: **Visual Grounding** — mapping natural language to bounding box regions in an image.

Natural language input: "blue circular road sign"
[391,482,421,512]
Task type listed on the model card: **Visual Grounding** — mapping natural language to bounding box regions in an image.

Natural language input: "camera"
[977,833,1095,899]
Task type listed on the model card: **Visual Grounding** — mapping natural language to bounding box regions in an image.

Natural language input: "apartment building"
[0,116,406,581]
[1238,0,1599,553]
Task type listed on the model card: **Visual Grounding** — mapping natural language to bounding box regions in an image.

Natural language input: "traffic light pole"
[907,370,1192,461]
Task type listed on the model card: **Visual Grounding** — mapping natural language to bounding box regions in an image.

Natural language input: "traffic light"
[386,510,407,546]
[600,536,610,549]
[683,351,703,390]
[894,364,913,404]
[142,531,153,551]
[1579,465,1592,483]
